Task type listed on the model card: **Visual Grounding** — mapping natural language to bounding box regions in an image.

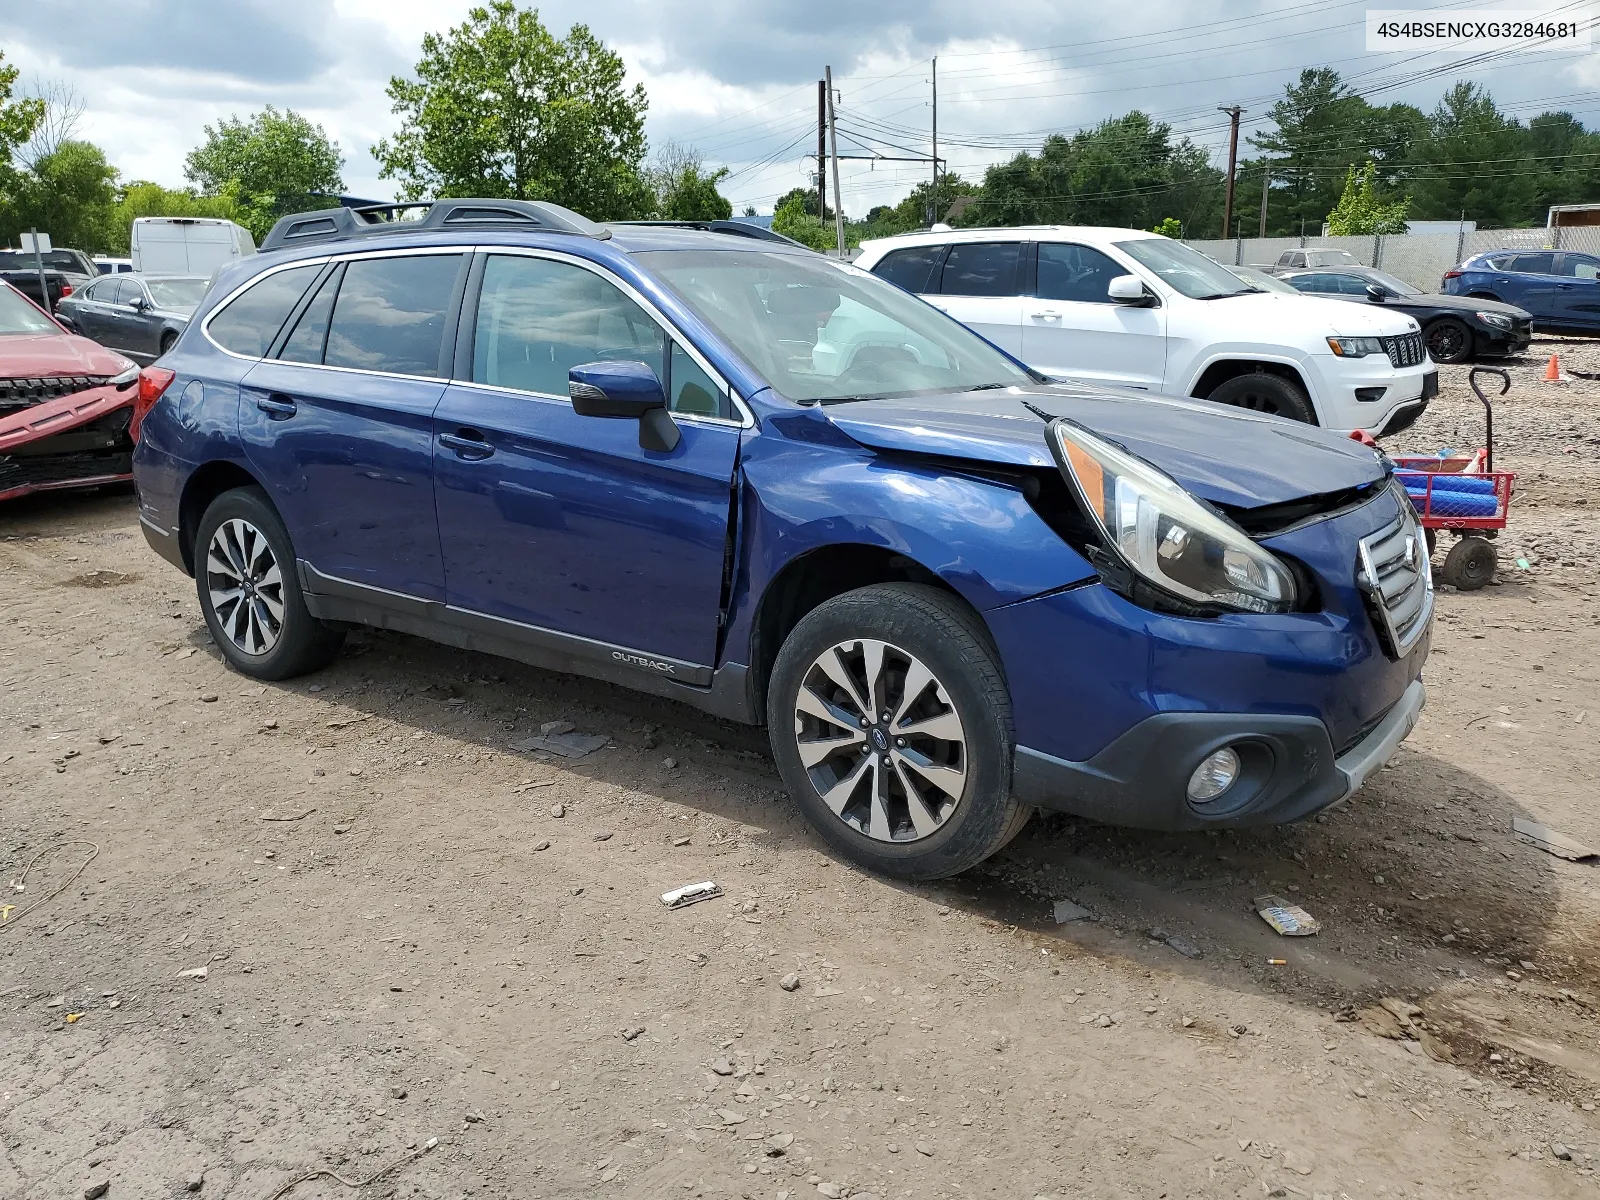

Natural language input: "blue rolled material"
[1395,471,1496,496]
[1405,487,1499,517]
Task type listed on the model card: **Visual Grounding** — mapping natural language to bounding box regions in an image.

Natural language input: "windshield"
[1114,238,1255,299]
[145,278,209,309]
[1227,265,1299,294]
[636,249,1035,403]
[0,285,58,334]
[1363,268,1421,296]
[0,250,86,273]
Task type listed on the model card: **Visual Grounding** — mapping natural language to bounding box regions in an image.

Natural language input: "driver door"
[431,251,741,671]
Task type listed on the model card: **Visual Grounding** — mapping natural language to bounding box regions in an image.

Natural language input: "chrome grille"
[1381,332,1426,368]
[0,375,111,409]
[1357,493,1434,658]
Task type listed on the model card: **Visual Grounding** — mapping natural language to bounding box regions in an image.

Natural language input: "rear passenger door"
[431,250,740,673]
[237,250,467,601]
[1504,251,1559,319]
[924,242,1025,355]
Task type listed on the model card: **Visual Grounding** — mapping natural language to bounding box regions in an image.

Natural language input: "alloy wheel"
[205,518,284,656]
[792,638,967,842]
[1426,322,1467,362]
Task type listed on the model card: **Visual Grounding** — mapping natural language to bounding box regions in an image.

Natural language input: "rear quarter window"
[207,264,323,357]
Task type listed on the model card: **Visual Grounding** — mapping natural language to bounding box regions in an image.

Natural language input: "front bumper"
[1310,353,1433,435]
[1012,680,1425,829]
[0,385,136,502]
[1474,325,1531,357]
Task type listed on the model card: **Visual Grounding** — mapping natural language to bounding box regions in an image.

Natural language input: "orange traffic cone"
[1545,353,1562,381]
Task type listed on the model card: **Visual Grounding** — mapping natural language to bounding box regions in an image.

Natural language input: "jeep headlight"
[1326,336,1385,358]
[1475,310,1512,330]
[1048,420,1297,614]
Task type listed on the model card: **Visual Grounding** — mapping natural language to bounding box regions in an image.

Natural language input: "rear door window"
[1036,243,1124,303]
[937,243,1022,297]
[207,264,322,357]
[870,245,944,294]
[472,254,666,396]
[1510,252,1555,275]
[323,254,463,377]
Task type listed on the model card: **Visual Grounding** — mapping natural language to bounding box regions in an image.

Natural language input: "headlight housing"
[110,362,140,388]
[1475,310,1512,330]
[1326,336,1386,358]
[1048,419,1297,614]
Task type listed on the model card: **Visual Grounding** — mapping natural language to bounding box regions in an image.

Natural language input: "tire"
[1423,317,1472,364]
[159,330,178,356]
[193,486,344,679]
[1424,528,1437,559]
[767,583,1028,880]
[1205,372,1316,423]
[1440,536,1497,591]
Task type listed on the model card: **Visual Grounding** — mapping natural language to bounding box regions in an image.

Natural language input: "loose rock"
[779,973,801,992]
[915,1140,934,1156]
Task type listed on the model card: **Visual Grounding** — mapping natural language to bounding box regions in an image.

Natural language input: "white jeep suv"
[853,227,1437,436]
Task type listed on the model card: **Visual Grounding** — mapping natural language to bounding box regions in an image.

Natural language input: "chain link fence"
[1186,226,1600,292]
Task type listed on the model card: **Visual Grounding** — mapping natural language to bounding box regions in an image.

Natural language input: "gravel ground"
[2,350,1598,1200]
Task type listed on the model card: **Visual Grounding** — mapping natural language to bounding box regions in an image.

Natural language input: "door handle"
[439,429,494,460]
[1558,283,1575,289]
[254,394,297,419]
[1030,311,1062,320]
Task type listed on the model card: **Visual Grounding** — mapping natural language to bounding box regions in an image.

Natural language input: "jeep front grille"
[1357,494,1433,658]
[1381,332,1426,368]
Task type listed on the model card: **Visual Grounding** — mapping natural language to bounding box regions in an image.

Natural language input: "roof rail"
[612,220,811,250]
[259,198,611,252]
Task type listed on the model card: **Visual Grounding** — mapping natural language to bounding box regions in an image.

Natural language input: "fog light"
[1187,747,1241,803]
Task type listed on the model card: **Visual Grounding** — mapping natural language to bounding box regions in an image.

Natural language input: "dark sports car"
[1275,266,1531,363]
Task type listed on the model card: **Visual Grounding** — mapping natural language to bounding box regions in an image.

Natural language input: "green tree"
[5,140,119,252]
[1406,82,1533,226]
[105,182,240,253]
[1326,161,1410,234]
[373,1,651,220]
[1151,217,1183,238]
[0,53,45,204]
[772,193,833,250]
[184,106,345,240]
[774,185,831,220]
[644,142,731,220]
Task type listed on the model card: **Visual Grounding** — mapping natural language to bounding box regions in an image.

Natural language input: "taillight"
[1442,270,1462,279]
[130,366,176,443]
[59,283,73,297]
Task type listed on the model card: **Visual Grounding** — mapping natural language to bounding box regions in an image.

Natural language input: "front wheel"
[1424,317,1472,364]
[1205,372,1316,423]
[1440,536,1497,591]
[767,583,1029,880]
[193,486,344,679]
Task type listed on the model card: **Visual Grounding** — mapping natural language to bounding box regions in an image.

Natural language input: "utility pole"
[817,80,827,222]
[1258,166,1269,238]
[1219,105,1243,240]
[930,56,938,227]
[826,65,844,255]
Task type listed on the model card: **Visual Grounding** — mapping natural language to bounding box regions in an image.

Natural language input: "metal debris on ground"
[1052,899,1090,924]
[1254,894,1321,936]
[1511,817,1598,862]
[511,730,610,759]
[660,880,722,909]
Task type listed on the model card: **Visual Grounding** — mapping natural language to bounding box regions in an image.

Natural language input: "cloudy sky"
[3,0,1598,218]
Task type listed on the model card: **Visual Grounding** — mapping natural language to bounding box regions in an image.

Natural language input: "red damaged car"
[0,279,148,503]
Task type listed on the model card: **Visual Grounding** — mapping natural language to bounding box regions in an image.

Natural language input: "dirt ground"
[3,342,1599,1200]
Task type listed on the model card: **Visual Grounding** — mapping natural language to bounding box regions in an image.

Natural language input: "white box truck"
[130,217,256,275]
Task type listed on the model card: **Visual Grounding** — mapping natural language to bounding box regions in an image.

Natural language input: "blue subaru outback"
[131,199,1431,879]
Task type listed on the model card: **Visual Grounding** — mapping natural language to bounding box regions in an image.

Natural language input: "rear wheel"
[1205,372,1316,423]
[159,330,178,356]
[193,486,344,679]
[1423,317,1472,364]
[767,584,1028,879]
[1440,536,1497,591]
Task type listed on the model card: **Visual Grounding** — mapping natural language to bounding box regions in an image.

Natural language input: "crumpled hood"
[0,330,133,377]
[824,383,1389,510]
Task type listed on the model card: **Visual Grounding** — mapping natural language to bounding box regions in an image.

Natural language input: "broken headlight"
[1047,419,1297,615]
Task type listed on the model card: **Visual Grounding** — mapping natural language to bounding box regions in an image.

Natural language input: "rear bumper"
[1013,680,1426,829]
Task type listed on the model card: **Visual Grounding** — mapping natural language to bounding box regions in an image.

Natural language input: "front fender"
[723,432,1097,666]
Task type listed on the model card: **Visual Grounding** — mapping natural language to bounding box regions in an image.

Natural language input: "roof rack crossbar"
[259,197,611,252]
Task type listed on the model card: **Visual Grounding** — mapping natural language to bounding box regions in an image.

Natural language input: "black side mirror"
[568,360,679,453]
[1365,284,1386,302]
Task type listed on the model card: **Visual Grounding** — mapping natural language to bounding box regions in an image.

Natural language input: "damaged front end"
[0,370,140,502]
